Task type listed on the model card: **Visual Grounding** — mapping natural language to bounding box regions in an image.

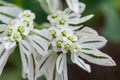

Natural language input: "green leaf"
[102,2,120,42]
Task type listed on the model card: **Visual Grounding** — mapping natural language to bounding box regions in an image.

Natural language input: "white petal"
[78,2,86,14]
[19,40,32,55]
[0,24,8,37]
[35,53,57,79]
[56,54,66,74]
[0,6,22,17]
[69,14,94,24]
[79,35,107,49]
[71,53,91,73]
[62,55,68,80]
[38,0,61,14]
[32,29,52,41]
[76,27,98,37]
[0,24,8,31]
[27,55,34,80]
[66,0,79,13]
[79,48,116,66]
[19,46,28,79]
[0,41,16,76]
[28,35,50,56]
[0,14,13,24]
[44,55,57,80]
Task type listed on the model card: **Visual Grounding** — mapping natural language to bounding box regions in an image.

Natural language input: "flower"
[0,8,50,80]
[47,8,94,26]
[35,26,116,80]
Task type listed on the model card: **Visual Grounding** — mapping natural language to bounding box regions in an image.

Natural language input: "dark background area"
[0,0,120,80]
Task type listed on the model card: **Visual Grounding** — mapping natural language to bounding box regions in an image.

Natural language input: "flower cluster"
[7,10,35,41]
[0,0,116,80]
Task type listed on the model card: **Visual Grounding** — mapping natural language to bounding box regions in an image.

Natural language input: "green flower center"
[23,20,29,27]
[13,34,19,41]
[52,14,58,19]
[68,36,76,42]
[64,43,71,51]
[59,19,65,25]
[18,26,25,33]
[7,28,12,36]
[56,40,63,48]
[61,30,67,36]
[50,30,56,37]
[24,13,30,17]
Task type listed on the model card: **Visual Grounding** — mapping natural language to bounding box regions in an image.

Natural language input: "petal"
[79,35,107,49]
[66,0,79,13]
[19,43,35,80]
[35,53,57,79]
[19,40,32,55]
[27,55,35,80]
[19,47,28,79]
[76,27,98,37]
[44,55,57,80]
[0,24,8,37]
[27,35,50,56]
[79,48,116,66]
[32,29,52,41]
[62,55,68,80]
[0,6,22,17]
[0,24,8,31]
[0,41,16,76]
[78,2,86,14]
[71,53,91,73]
[38,0,61,14]
[69,14,94,24]
[56,54,66,74]
[0,14,13,24]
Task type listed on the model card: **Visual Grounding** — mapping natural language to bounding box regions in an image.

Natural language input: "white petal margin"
[32,29,52,41]
[66,0,80,13]
[76,27,98,37]
[19,40,32,55]
[19,40,32,79]
[0,6,22,17]
[56,54,66,74]
[38,0,61,14]
[78,47,116,66]
[79,35,107,49]
[71,53,91,73]
[44,54,58,80]
[19,40,35,80]
[35,53,58,80]
[0,14,13,24]
[0,24,8,37]
[69,14,94,24]
[27,35,50,56]
[62,54,68,80]
[0,41,16,76]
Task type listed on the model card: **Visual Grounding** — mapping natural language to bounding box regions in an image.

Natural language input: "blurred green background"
[0,0,120,80]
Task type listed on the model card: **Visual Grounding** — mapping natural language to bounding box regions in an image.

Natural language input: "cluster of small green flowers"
[49,27,78,54]
[7,10,35,41]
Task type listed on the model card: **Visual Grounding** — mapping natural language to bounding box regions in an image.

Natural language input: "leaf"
[102,2,120,42]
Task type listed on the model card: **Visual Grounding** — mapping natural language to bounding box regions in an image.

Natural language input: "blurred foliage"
[0,0,120,80]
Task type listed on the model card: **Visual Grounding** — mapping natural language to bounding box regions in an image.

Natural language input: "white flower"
[18,10,35,20]
[0,9,50,80]
[47,8,94,26]
[66,0,86,14]
[38,0,62,14]
[35,26,116,80]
